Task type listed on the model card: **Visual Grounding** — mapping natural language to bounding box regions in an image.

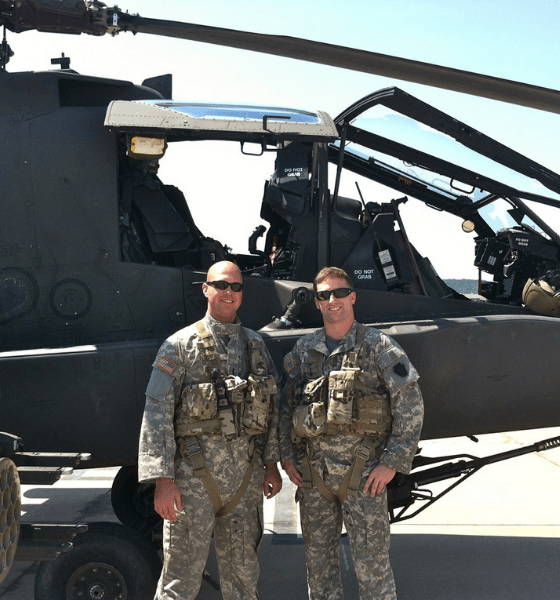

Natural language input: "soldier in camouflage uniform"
[279,267,423,600]
[139,261,282,600]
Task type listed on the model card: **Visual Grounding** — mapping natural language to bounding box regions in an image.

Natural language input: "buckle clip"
[354,440,373,461]
[185,440,202,459]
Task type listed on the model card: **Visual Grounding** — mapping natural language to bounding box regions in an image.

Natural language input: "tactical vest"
[290,324,398,504]
[175,320,277,440]
[291,324,392,442]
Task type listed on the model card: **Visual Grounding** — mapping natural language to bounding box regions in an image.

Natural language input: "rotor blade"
[119,14,560,115]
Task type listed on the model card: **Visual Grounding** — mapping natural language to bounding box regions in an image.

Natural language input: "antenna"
[51,53,71,70]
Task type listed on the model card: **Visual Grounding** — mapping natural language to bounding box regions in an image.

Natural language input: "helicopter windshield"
[138,100,324,123]
[333,89,560,244]
[347,108,560,207]
[339,130,560,240]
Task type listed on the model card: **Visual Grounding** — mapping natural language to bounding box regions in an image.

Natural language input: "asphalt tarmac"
[2,427,559,600]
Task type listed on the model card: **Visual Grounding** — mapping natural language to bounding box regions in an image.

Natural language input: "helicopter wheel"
[34,522,162,600]
[0,457,21,586]
[111,465,161,534]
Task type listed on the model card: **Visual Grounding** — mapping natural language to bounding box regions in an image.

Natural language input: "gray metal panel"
[379,314,560,439]
[0,339,161,467]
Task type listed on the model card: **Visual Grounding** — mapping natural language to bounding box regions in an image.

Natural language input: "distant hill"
[444,279,478,294]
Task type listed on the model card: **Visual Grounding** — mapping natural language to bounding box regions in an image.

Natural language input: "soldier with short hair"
[139,260,282,600]
[279,266,423,600]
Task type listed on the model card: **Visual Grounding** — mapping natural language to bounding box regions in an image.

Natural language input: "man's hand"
[154,477,183,521]
[363,464,396,497]
[283,459,303,487]
[263,462,282,499]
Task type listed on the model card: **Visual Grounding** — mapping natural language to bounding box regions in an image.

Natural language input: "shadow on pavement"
[392,534,560,600]
[198,532,560,599]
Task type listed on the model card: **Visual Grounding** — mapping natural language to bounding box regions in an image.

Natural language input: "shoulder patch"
[155,356,178,374]
[284,354,296,373]
[393,362,408,378]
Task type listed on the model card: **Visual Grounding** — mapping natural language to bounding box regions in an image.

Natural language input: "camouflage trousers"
[155,457,265,600]
[298,485,396,600]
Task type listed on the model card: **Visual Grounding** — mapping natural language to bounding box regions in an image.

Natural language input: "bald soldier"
[139,261,282,600]
[279,267,423,600]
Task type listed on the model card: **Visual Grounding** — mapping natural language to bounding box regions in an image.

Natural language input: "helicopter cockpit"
[325,87,560,306]
[106,99,339,274]
[105,87,560,311]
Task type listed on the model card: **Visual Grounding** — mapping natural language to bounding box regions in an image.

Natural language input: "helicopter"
[1,1,560,597]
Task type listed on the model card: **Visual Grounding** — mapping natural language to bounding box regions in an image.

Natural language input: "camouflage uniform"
[279,321,423,600]
[139,312,280,600]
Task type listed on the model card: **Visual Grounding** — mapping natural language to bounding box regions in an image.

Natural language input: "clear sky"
[6,0,560,278]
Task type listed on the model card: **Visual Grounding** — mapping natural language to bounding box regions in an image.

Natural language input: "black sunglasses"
[315,287,354,301]
[207,280,244,292]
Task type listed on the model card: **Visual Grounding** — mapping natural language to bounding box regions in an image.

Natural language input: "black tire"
[34,522,162,600]
[111,465,160,533]
[0,457,21,586]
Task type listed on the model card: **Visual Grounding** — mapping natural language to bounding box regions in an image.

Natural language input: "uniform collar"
[203,311,242,337]
[315,320,359,356]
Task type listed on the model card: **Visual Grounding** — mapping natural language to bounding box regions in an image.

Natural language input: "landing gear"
[34,522,162,600]
[0,457,21,585]
[111,465,161,533]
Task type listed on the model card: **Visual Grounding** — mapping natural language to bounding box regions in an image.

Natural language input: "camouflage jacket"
[138,312,280,486]
[279,321,423,476]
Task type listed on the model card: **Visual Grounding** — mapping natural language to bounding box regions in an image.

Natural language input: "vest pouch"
[326,370,355,425]
[243,374,276,433]
[354,392,392,438]
[225,376,248,404]
[292,401,327,438]
[180,383,218,421]
[218,404,237,441]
